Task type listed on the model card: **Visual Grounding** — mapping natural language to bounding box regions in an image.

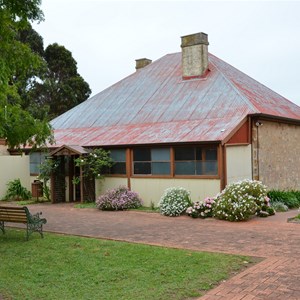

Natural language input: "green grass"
[0,229,253,300]
[0,198,50,206]
[129,206,159,213]
[294,213,300,220]
[74,202,97,208]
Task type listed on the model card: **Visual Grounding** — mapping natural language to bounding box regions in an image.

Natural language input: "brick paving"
[6,203,300,299]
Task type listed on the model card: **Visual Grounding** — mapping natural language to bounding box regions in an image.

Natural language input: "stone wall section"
[252,120,300,190]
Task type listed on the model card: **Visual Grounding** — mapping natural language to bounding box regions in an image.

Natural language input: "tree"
[29,43,91,119]
[0,0,53,149]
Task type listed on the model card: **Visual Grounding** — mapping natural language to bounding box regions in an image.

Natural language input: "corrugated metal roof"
[50,52,300,148]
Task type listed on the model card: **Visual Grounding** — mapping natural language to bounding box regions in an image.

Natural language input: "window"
[30,152,48,175]
[174,147,218,176]
[133,148,170,175]
[109,149,126,174]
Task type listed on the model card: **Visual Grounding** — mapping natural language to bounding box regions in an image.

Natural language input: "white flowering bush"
[159,187,192,217]
[213,179,274,221]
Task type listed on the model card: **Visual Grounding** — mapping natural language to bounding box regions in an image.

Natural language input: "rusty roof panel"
[51,52,300,147]
[52,116,244,148]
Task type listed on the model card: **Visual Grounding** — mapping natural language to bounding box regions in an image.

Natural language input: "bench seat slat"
[0,212,27,217]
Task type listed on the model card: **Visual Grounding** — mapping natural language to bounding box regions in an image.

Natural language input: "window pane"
[175,162,195,175]
[111,162,126,174]
[30,152,40,164]
[196,148,203,160]
[30,164,40,175]
[30,152,47,175]
[174,148,195,160]
[133,148,151,161]
[205,161,218,175]
[134,162,151,174]
[151,148,170,161]
[196,161,205,175]
[110,149,126,161]
[196,161,218,175]
[205,149,217,160]
[152,162,170,175]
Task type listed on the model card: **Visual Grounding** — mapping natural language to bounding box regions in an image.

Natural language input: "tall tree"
[0,0,53,149]
[30,43,91,119]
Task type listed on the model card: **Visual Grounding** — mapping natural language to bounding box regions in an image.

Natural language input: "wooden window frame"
[132,147,171,177]
[130,144,220,179]
[105,148,127,177]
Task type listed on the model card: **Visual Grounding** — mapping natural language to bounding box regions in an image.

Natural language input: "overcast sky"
[33,0,300,106]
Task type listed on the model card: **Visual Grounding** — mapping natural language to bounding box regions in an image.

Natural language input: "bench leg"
[0,221,4,234]
[27,223,44,240]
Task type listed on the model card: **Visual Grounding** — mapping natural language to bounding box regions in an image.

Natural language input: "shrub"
[96,186,142,211]
[159,187,191,217]
[271,201,289,212]
[268,190,300,209]
[3,179,31,201]
[186,197,215,218]
[213,179,271,222]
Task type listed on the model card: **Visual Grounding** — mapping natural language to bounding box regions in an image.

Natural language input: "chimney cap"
[181,32,209,48]
[135,58,152,70]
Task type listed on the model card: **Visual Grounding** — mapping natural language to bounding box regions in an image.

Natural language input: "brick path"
[7,203,300,299]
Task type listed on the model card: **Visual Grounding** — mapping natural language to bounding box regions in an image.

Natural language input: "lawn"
[0,229,252,300]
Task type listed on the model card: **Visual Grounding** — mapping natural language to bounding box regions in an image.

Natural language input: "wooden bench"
[0,206,47,240]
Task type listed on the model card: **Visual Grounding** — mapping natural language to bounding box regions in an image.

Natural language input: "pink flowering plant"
[186,197,215,218]
[96,186,142,211]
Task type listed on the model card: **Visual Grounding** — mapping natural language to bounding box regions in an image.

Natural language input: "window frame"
[130,144,220,179]
[106,148,127,176]
[29,151,48,176]
[132,147,171,177]
[174,145,219,178]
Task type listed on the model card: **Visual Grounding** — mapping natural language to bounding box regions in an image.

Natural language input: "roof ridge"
[209,53,260,114]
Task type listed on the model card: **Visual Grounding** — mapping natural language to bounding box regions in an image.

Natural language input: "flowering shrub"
[159,187,191,217]
[186,197,215,218]
[96,186,142,211]
[258,196,275,217]
[213,179,273,221]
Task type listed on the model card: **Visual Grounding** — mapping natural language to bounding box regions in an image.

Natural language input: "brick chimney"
[181,32,209,80]
[135,58,152,70]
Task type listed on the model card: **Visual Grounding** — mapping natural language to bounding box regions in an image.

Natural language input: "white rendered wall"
[0,155,30,199]
[226,145,252,184]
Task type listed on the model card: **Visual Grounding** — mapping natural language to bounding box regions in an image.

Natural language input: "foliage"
[213,180,273,222]
[0,0,54,149]
[38,157,60,201]
[186,197,216,218]
[27,43,91,119]
[270,201,288,212]
[0,105,54,149]
[3,179,31,201]
[0,230,251,300]
[159,187,192,217]
[294,214,300,220]
[74,148,114,179]
[0,0,90,148]
[96,186,142,211]
[268,189,300,209]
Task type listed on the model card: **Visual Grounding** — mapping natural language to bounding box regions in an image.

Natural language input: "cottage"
[45,32,300,205]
